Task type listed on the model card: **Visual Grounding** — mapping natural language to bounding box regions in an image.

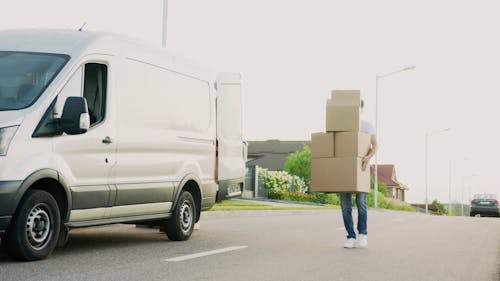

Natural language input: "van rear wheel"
[164,191,196,241]
[4,190,60,261]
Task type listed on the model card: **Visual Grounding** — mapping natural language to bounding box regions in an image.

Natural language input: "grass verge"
[210,200,340,211]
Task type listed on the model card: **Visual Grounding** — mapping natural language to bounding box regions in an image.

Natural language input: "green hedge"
[268,190,340,205]
[268,190,317,203]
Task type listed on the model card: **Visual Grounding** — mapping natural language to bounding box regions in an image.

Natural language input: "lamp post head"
[426,127,451,138]
[378,65,416,78]
[403,65,416,71]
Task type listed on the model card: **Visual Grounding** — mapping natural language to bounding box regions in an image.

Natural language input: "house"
[370,164,409,202]
[246,140,310,171]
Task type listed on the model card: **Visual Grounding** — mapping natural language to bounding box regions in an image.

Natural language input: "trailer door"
[216,73,246,201]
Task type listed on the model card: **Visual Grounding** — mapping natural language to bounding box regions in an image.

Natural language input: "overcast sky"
[2,0,499,203]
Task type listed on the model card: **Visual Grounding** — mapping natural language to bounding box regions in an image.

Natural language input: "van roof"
[0,29,114,55]
[0,29,215,82]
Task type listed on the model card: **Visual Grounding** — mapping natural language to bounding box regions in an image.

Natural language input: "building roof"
[247,140,310,171]
[370,164,409,190]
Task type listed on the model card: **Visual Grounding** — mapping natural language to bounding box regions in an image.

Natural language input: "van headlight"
[0,126,19,156]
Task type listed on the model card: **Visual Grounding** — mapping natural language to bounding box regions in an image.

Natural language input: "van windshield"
[0,51,69,111]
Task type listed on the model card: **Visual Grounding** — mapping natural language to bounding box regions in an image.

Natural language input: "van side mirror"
[60,96,90,135]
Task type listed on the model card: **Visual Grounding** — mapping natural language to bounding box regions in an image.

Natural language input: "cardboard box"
[334,132,371,158]
[330,90,361,106]
[310,157,370,193]
[311,132,334,158]
[325,100,360,132]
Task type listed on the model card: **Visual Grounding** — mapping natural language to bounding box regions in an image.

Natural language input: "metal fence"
[243,165,268,199]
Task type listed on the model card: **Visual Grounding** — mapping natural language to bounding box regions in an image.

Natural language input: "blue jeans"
[340,193,368,239]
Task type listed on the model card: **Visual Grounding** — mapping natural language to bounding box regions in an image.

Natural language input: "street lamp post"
[448,159,452,215]
[461,172,477,216]
[461,175,465,216]
[162,0,168,48]
[374,65,415,208]
[425,128,451,214]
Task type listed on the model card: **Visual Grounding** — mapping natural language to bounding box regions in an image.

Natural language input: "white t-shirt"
[361,120,375,135]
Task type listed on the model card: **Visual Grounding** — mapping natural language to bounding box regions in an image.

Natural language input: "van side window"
[83,63,107,126]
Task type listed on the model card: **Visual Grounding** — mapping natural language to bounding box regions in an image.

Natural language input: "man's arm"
[362,134,377,171]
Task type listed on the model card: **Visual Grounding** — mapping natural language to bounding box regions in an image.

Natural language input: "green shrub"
[366,191,390,208]
[311,192,340,205]
[284,145,311,186]
[432,199,448,215]
[258,167,307,194]
[370,176,388,196]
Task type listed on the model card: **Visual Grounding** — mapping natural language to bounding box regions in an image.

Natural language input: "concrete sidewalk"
[200,198,334,220]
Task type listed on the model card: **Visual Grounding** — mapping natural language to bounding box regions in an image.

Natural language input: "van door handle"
[102,136,113,144]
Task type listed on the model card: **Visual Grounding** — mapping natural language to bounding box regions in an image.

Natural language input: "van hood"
[0,110,25,128]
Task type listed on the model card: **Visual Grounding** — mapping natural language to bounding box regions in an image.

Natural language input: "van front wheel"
[4,190,60,261]
[164,191,196,241]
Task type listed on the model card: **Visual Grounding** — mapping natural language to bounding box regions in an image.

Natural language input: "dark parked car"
[470,194,499,217]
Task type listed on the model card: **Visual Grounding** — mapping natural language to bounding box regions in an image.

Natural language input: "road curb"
[232,198,327,207]
[201,209,340,220]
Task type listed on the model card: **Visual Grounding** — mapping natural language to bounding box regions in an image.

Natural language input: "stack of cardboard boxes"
[310,90,371,193]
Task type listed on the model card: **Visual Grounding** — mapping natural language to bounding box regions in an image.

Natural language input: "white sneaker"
[343,238,356,249]
[356,234,367,248]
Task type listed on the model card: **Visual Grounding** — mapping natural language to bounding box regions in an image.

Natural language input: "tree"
[284,145,311,186]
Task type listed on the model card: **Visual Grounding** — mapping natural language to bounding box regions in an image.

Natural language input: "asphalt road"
[0,209,499,281]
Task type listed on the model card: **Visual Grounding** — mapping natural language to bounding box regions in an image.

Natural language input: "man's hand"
[361,134,377,171]
[361,156,369,171]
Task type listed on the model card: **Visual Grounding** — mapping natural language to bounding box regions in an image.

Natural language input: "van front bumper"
[0,181,23,233]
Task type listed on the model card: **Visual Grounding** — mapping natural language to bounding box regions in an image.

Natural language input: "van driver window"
[55,63,107,127]
[55,66,82,118]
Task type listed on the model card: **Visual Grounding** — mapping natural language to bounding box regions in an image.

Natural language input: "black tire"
[470,213,475,217]
[164,191,196,241]
[57,225,70,248]
[3,190,60,261]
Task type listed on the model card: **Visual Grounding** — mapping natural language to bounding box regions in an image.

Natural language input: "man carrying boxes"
[311,90,377,249]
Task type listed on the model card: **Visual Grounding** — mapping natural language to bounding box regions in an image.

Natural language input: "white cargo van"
[0,29,246,261]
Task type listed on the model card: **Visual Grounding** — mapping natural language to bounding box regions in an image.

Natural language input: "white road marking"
[336,227,345,231]
[164,246,248,262]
